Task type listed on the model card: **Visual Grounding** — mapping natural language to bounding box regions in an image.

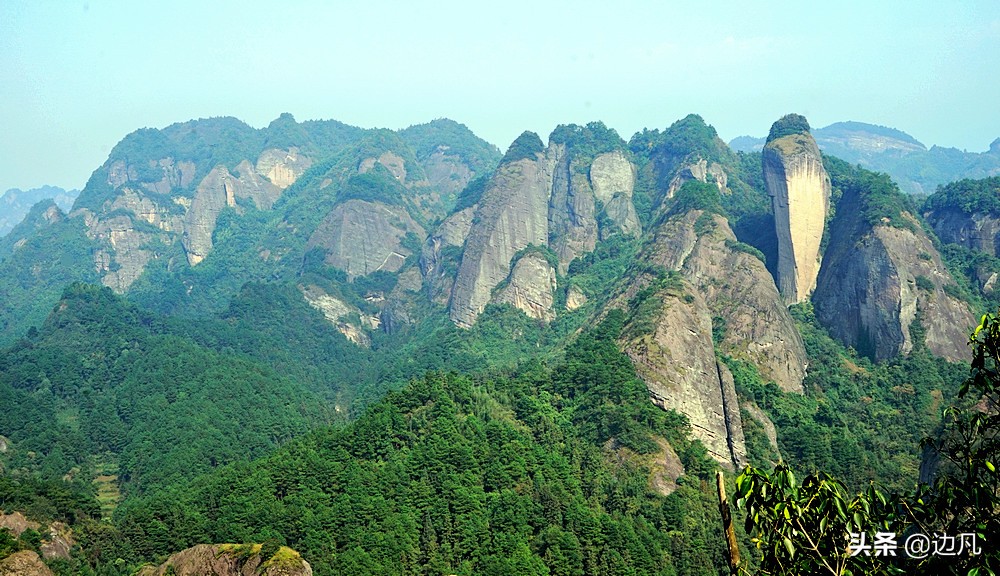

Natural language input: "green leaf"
[986,461,996,472]
[783,536,795,558]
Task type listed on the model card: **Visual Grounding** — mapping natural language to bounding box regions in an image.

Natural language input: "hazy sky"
[1,0,998,193]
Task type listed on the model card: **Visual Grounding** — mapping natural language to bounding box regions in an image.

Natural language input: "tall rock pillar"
[762,115,831,304]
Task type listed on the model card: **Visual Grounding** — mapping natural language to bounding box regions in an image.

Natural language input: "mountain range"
[730,120,1000,195]
[0,111,998,575]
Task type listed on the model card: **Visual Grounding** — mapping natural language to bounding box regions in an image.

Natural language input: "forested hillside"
[0,112,996,575]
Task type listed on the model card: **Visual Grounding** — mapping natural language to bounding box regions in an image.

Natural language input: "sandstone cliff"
[814,188,976,362]
[621,285,747,467]
[763,120,831,304]
[927,208,1000,256]
[491,250,558,321]
[613,206,808,466]
[449,133,554,327]
[306,200,425,279]
[658,212,808,393]
[446,128,639,326]
[420,207,475,305]
[0,551,53,576]
[136,544,312,576]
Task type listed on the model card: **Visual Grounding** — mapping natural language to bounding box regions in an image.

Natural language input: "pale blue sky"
[1,0,998,194]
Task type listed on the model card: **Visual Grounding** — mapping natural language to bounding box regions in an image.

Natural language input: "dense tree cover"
[668,181,724,218]
[0,216,98,344]
[734,303,965,492]
[0,284,329,499]
[923,176,1000,218]
[734,310,1000,575]
[549,122,627,166]
[765,114,811,143]
[400,119,501,176]
[824,156,918,232]
[502,131,546,164]
[61,316,732,576]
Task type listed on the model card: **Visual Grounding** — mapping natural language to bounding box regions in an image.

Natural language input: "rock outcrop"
[622,286,747,467]
[491,251,558,321]
[136,544,312,576]
[446,129,639,327]
[299,285,373,346]
[763,119,831,304]
[814,189,976,362]
[547,143,599,273]
[590,151,641,239]
[666,158,728,199]
[929,210,1000,256]
[614,207,808,466]
[420,207,475,305]
[0,550,54,576]
[449,134,554,327]
[306,200,425,279]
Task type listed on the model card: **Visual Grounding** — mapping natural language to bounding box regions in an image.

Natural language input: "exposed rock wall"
[548,144,598,273]
[926,208,1000,256]
[182,166,237,266]
[590,151,641,238]
[420,207,475,305]
[449,153,554,327]
[445,137,639,327]
[763,132,831,303]
[136,544,312,576]
[306,200,424,278]
[491,251,558,321]
[614,208,808,466]
[0,550,54,576]
[815,189,976,361]
[622,288,746,467]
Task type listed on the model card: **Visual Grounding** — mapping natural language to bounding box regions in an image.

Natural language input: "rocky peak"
[449,136,553,327]
[814,182,975,362]
[763,115,831,304]
[446,126,640,326]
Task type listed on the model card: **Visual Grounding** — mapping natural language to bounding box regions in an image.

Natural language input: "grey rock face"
[491,251,558,321]
[445,138,639,327]
[421,207,475,305]
[926,208,1000,256]
[306,200,425,279]
[449,155,554,327]
[815,189,975,362]
[763,132,831,304]
[548,143,599,274]
[622,287,746,468]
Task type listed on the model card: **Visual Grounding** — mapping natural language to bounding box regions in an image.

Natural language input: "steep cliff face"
[446,127,638,326]
[763,121,831,304]
[613,206,807,466]
[420,207,475,305]
[666,158,729,199]
[547,143,599,273]
[491,251,558,321]
[590,150,641,239]
[814,188,976,362]
[306,200,424,279]
[926,208,1000,256]
[449,134,554,327]
[136,544,312,576]
[299,284,375,346]
[621,286,747,467]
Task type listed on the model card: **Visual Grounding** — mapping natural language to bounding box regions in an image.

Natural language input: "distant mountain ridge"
[730,121,1000,194]
[0,185,79,237]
